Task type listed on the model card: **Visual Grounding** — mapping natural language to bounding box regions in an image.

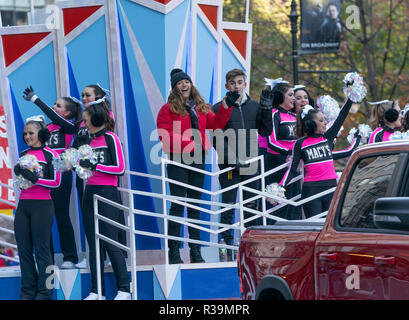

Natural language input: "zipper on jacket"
[237,105,246,129]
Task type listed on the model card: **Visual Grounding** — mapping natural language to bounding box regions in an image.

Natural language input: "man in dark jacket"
[212,69,273,259]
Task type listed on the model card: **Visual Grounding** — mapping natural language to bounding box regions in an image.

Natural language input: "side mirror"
[374,197,409,231]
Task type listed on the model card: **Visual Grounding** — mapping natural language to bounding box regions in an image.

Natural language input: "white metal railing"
[92,154,332,299]
[0,182,18,265]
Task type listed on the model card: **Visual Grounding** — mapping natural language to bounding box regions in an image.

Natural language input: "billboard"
[300,0,341,54]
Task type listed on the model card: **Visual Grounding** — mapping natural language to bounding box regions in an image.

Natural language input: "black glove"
[72,135,91,149]
[225,91,240,107]
[14,164,22,176]
[23,86,36,101]
[259,89,273,109]
[20,168,39,184]
[79,159,97,171]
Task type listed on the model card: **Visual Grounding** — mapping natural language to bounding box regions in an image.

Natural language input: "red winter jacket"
[157,103,232,154]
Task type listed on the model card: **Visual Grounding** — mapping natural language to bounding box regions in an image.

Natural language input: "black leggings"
[166,161,205,249]
[301,182,335,219]
[51,171,78,263]
[82,185,130,294]
[14,200,54,300]
[76,175,127,259]
[218,164,260,245]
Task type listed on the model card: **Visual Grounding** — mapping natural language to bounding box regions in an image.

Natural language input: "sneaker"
[61,261,76,269]
[83,292,106,300]
[113,291,131,300]
[75,258,87,269]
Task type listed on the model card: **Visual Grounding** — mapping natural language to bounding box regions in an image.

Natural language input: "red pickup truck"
[239,141,409,300]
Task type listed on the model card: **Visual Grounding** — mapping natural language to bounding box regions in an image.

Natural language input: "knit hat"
[170,68,192,89]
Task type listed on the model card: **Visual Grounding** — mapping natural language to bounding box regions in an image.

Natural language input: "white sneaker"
[83,292,106,300]
[61,261,76,269]
[75,258,87,269]
[113,291,131,300]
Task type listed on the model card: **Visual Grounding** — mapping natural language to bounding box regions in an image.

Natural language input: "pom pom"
[265,183,286,206]
[343,72,367,103]
[14,154,42,189]
[389,130,409,141]
[74,145,98,180]
[317,95,340,122]
[53,148,80,172]
[347,124,372,144]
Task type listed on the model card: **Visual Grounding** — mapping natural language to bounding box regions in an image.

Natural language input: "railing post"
[260,156,266,226]
[161,158,169,265]
[94,196,102,300]
[128,191,137,300]
[238,184,244,236]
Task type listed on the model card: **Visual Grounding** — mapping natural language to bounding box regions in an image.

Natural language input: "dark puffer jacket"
[212,94,273,166]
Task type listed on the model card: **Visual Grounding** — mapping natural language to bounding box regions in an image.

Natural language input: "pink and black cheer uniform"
[369,126,394,143]
[264,107,299,219]
[157,102,232,251]
[31,97,79,264]
[281,98,354,218]
[14,146,61,300]
[81,128,130,295]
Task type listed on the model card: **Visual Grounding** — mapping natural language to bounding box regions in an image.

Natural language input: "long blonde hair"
[168,85,209,116]
[368,100,395,130]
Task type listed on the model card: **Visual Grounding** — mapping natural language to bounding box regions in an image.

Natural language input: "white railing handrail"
[92,154,331,300]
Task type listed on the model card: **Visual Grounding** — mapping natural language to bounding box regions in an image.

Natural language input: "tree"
[223,0,409,116]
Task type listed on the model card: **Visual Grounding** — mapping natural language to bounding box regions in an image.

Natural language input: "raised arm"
[23,86,75,134]
[324,98,353,142]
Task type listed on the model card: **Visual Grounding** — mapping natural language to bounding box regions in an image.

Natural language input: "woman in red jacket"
[157,68,232,264]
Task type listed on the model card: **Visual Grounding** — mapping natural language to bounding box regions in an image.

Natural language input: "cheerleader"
[74,84,125,269]
[79,101,130,300]
[23,87,81,269]
[13,116,61,300]
[262,81,298,219]
[368,100,402,143]
[281,97,355,218]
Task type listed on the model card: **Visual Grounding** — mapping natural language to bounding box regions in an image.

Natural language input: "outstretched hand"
[23,86,36,101]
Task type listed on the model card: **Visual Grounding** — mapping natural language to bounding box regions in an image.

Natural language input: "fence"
[0,182,18,265]
[93,155,334,299]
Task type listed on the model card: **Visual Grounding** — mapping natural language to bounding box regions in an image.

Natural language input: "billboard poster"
[300,0,342,54]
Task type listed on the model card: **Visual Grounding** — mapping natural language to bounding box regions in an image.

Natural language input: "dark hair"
[85,84,111,111]
[225,68,246,83]
[272,82,293,107]
[296,107,320,137]
[294,87,315,108]
[84,102,115,131]
[62,97,82,123]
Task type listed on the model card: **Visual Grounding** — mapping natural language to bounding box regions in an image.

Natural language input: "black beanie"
[170,68,192,89]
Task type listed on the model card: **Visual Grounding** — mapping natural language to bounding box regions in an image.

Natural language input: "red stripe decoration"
[153,0,172,4]
[223,29,247,59]
[198,4,218,30]
[63,5,103,36]
[1,32,50,67]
